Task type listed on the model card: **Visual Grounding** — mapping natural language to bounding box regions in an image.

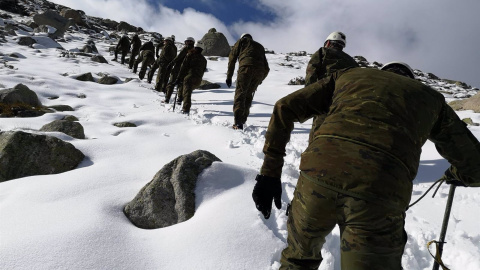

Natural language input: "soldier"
[128,34,142,69]
[81,39,98,53]
[133,38,155,80]
[226,33,270,130]
[172,41,207,115]
[155,35,164,59]
[113,34,130,64]
[163,37,195,104]
[306,31,359,143]
[252,63,480,269]
[148,36,177,92]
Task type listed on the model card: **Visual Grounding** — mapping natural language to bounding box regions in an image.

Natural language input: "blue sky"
[49,0,480,88]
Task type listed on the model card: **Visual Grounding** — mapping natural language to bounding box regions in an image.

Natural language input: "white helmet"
[164,36,173,42]
[325,31,346,47]
[241,33,252,39]
[185,37,195,43]
[194,41,203,49]
[381,61,415,79]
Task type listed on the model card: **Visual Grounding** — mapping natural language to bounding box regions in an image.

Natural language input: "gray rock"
[40,119,85,139]
[117,21,138,33]
[124,150,222,229]
[75,72,94,82]
[98,76,118,85]
[91,55,108,64]
[288,76,306,85]
[448,91,480,113]
[198,80,221,90]
[462,118,480,126]
[61,115,79,121]
[0,83,41,106]
[0,0,28,16]
[60,8,84,25]
[33,10,73,38]
[0,131,85,182]
[48,105,74,112]
[18,36,36,46]
[113,122,137,127]
[199,28,231,57]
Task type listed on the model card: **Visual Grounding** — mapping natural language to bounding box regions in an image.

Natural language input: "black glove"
[226,78,232,88]
[443,168,467,187]
[252,174,282,219]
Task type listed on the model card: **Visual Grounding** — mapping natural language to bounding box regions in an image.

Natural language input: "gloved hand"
[443,168,467,187]
[252,174,282,219]
[226,78,232,88]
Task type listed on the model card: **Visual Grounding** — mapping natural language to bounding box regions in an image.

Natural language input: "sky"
[1,10,480,270]
[47,0,480,88]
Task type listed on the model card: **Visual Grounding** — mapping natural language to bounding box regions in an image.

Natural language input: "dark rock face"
[91,55,108,64]
[48,105,74,112]
[18,36,36,46]
[113,122,137,127]
[97,76,118,85]
[0,84,41,107]
[0,131,85,182]
[117,21,138,33]
[40,119,85,139]
[449,92,480,113]
[75,72,95,82]
[124,150,222,229]
[198,80,221,90]
[33,10,73,38]
[0,0,28,16]
[199,28,231,57]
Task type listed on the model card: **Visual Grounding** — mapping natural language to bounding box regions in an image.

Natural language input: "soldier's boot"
[139,69,146,80]
[233,123,244,130]
[133,64,138,74]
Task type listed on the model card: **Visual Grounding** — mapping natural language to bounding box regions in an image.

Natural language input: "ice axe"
[172,84,179,111]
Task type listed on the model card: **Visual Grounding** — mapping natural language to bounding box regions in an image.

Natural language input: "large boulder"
[124,150,222,229]
[117,21,138,33]
[60,8,84,25]
[199,28,231,57]
[91,55,108,64]
[0,83,41,106]
[40,120,85,139]
[0,131,85,182]
[448,92,480,113]
[75,72,95,82]
[17,36,36,46]
[0,0,28,16]
[98,75,119,85]
[32,10,73,38]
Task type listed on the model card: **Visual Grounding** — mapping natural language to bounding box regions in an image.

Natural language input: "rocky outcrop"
[91,55,108,64]
[33,10,74,38]
[0,131,85,182]
[60,8,84,25]
[40,119,85,139]
[0,83,41,106]
[448,92,480,113]
[124,150,222,229]
[98,75,118,85]
[75,72,95,82]
[117,21,138,33]
[198,80,221,90]
[199,28,231,57]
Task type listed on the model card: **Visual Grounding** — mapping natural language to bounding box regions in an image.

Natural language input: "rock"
[48,105,74,112]
[91,55,108,64]
[124,150,222,229]
[18,36,36,46]
[448,91,480,113]
[0,83,41,106]
[40,119,85,139]
[60,8,84,25]
[61,115,79,121]
[117,21,138,33]
[113,121,137,127]
[199,28,231,57]
[77,93,86,99]
[198,80,221,90]
[288,76,306,85]
[0,131,85,182]
[75,72,95,82]
[33,10,73,38]
[0,0,28,16]
[100,18,119,30]
[462,118,479,126]
[98,75,118,85]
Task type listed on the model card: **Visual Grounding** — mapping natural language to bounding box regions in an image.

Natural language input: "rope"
[407,178,445,209]
[427,240,451,270]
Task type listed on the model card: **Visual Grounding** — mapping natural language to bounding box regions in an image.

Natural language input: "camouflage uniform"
[259,67,480,269]
[155,40,164,58]
[175,48,207,113]
[227,36,269,126]
[133,41,155,78]
[114,35,130,64]
[164,44,194,103]
[149,40,177,91]
[128,35,142,69]
[305,47,359,143]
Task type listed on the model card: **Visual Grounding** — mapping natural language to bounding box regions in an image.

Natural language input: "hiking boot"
[162,99,169,104]
[233,123,243,130]
[181,110,189,115]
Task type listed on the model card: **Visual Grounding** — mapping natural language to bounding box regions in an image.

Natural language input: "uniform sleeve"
[176,54,191,82]
[260,75,336,178]
[305,50,321,86]
[429,104,480,187]
[227,40,241,79]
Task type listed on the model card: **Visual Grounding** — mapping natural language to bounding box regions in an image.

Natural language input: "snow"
[1,17,480,270]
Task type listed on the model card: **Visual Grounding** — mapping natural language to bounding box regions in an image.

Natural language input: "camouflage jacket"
[227,38,269,80]
[139,41,155,53]
[170,45,193,74]
[305,47,359,86]
[261,67,480,208]
[157,41,177,66]
[176,49,207,83]
[131,36,142,54]
[155,42,164,58]
[116,36,130,51]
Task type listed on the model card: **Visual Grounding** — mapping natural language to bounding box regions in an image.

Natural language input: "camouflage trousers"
[128,50,139,69]
[280,174,407,270]
[181,76,202,113]
[233,65,266,125]
[165,70,183,102]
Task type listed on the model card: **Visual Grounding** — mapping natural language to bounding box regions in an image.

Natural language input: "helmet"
[171,35,175,41]
[194,41,203,49]
[380,61,415,79]
[325,31,346,47]
[185,37,195,43]
[87,39,94,44]
[241,33,252,39]
[165,36,173,41]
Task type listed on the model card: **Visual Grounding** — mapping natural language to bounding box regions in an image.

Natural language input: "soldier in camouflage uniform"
[113,34,130,64]
[252,63,480,270]
[226,33,270,130]
[306,31,359,143]
[133,39,155,80]
[163,37,195,104]
[128,34,142,69]
[155,36,164,59]
[148,36,177,92]
[172,41,207,114]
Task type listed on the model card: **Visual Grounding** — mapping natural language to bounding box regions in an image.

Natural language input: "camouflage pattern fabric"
[227,37,269,125]
[175,50,207,112]
[281,174,406,270]
[305,47,359,144]
[134,50,155,80]
[129,35,142,69]
[260,67,480,267]
[114,35,131,64]
[164,46,193,102]
[150,41,177,91]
